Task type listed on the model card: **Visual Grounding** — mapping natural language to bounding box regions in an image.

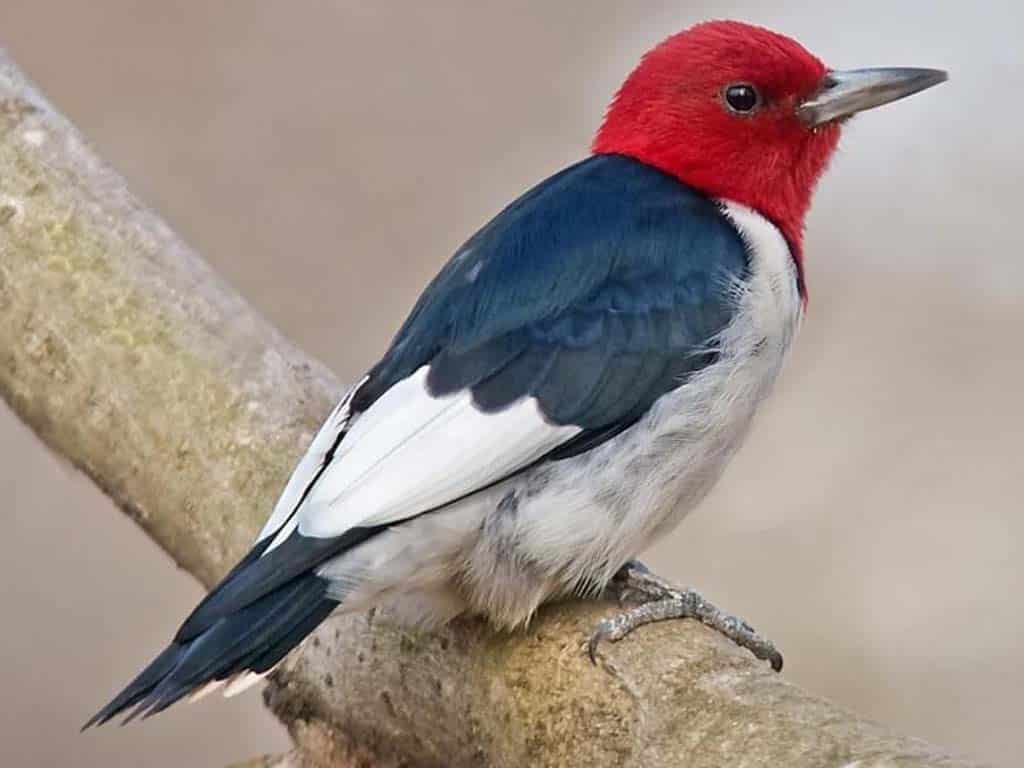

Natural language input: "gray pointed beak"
[797,67,948,126]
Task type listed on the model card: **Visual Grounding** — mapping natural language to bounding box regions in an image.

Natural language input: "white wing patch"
[295,367,581,539]
[256,376,367,543]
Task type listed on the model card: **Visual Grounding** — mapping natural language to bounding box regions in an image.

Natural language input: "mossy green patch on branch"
[0,124,303,588]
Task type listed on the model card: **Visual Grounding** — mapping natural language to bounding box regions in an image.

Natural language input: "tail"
[83,571,337,727]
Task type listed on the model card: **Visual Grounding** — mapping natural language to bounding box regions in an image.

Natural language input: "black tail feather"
[84,574,337,728]
[82,643,187,729]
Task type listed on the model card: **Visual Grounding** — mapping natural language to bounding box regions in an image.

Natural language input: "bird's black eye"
[724,83,760,114]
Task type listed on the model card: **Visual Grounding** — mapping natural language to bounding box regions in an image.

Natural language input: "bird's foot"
[587,560,783,672]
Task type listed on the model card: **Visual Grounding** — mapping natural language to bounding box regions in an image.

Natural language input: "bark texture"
[0,49,985,768]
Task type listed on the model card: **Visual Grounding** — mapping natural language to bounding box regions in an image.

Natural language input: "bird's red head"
[594,21,839,257]
[595,20,948,264]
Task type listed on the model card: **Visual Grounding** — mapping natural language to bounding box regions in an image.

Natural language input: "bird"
[86,19,946,726]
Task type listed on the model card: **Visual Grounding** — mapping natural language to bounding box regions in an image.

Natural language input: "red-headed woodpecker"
[87,20,946,725]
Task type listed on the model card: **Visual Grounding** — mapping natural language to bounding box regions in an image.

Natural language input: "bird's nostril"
[821,73,840,90]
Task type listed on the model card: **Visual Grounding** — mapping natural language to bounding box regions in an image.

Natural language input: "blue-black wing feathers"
[368,153,748,442]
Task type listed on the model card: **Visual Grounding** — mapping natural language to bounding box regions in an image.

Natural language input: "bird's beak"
[797,67,947,126]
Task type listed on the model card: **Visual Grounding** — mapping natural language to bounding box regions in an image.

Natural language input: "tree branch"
[0,49,982,768]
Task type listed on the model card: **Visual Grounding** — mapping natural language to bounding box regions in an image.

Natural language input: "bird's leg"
[588,560,783,671]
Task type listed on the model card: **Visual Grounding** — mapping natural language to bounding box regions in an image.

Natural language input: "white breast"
[716,200,803,358]
[471,200,804,605]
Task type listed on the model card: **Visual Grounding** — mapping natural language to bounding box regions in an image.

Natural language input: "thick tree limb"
[0,49,982,768]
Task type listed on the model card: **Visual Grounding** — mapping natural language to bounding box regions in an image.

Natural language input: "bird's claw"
[588,560,783,672]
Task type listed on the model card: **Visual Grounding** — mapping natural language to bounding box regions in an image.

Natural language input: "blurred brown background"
[2,2,1021,766]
